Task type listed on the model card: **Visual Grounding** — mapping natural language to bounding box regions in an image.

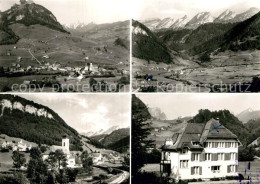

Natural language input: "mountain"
[232,7,259,23]
[88,128,130,153]
[214,10,236,23]
[237,108,260,124]
[155,18,175,29]
[132,19,172,63]
[106,136,129,153]
[192,11,260,57]
[185,12,214,29]
[142,18,161,30]
[156,22,235,52]
[0,94,82,150]
[170,15,189,30]
[0,0,68,44]
[101,128,129,146]
[148,107,167,120]
[83,125,120,137]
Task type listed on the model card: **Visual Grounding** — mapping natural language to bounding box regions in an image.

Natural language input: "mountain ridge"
[0,94,82,151]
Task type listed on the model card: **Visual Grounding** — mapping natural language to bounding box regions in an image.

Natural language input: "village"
[0,135,129,183]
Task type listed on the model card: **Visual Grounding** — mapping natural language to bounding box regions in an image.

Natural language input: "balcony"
[161,160,171,164]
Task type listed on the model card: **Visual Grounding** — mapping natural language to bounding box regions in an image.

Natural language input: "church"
[42,138,76,168]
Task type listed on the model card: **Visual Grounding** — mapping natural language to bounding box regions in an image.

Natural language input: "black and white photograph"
[132,94,260,184]
[132,0,260,92]
[0,94,130,183]
[0,0,130,92]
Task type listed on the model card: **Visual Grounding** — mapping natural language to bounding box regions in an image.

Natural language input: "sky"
[137,94,260,120]
[133,0,260,20]
[0,0,131,25]
[17,94,130,133]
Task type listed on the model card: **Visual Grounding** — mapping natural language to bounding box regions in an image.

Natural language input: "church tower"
[62,138,70,153]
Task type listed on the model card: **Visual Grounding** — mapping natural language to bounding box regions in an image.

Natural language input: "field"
[0,22,130,92]
[148,120,187,148]
[132,50,260,92]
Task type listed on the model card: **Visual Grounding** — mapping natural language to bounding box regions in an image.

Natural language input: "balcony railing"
[161,160,171,164]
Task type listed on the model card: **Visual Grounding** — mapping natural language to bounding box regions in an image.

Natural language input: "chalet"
[42,138,76,168]
[160,119,241,180]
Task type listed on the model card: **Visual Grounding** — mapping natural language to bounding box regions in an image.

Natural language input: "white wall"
[161,139,239,180]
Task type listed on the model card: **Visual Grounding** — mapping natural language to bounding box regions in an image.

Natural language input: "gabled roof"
[161,118,240,151]
[200,119,238,143]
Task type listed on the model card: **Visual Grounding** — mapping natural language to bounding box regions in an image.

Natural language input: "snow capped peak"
[170,15,189,29]
[214,9,236,23]
[156,17,175,29]
[232,7,259,23]
[185,12,214,29]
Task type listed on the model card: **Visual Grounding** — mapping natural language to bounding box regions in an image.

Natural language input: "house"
[248,137,260,147]
[12,140,32,152]
[42,138,76,168]
[160,119,241,180]
[91,152,102,164]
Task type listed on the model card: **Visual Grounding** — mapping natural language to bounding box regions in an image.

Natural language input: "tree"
[12,151,26,170]
[54,149,68,172]
[27,147,48,184]
[132,95,154,177]
[80,151,93,173]
[30,147,42,159]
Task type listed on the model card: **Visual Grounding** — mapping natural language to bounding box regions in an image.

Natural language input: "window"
[230,165,236,172]
[218,153,224,160]
[219,142,224,148]
[206,142,211,148]
[193,142,200,146]
[164,152,170,160]
[180,160,188,168]
[205,153,211,161]
[215,142,219,148]
[192,153,200,161]
[231,153,237,160]
[194,166,200,174]
[182,148,188,154]
[211,166,220,173]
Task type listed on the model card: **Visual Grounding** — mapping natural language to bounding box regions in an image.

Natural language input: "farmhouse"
[160,119,241,180]
[42,138,76,168]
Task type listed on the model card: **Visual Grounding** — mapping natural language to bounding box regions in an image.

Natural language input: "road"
[109,170,129,184]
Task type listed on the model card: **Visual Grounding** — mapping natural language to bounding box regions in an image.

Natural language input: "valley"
[0,1,130,92]
[132,8,260,92]
[0,94,130,183]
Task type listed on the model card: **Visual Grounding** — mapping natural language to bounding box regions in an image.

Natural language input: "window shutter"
[225,142,227,148]
[191,167,194,175]
[225,153,231,160]
[214,153,218,161]
[199,167,202,175]
[235,153,238,160]
[200,153,203,161]
[191,153,195,161]
[227,165,231,173]
[235,165,238,172]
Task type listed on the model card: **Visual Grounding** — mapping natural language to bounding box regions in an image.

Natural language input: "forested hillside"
[0,94,82,151]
